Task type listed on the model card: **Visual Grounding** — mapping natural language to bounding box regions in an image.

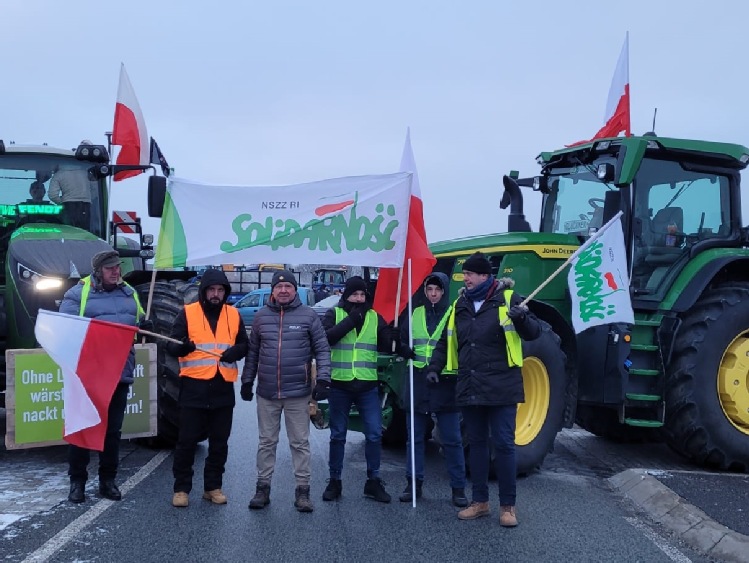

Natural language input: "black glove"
[137,318,155,332]
[240,382,254,402]
[312,379,330,401]
[401,346,416,360]
[180,337,196,356]
[220,345,243,363]
[426,371,440,384]
[348,304,367,327]
[507,305,527,322]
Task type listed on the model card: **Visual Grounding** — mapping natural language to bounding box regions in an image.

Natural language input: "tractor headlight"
[17,263,63,291]
[142,233,154,245]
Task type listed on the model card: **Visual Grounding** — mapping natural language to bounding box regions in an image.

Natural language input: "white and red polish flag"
[34,310,137,451]
[112,63,149,182]
[570,33,630,145]
[373,128,436,324]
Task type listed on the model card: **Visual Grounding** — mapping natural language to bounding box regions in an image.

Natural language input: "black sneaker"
[364,478,391,503]
[99,480,122,501]
[322,479,342,501]
[399,479,422,502]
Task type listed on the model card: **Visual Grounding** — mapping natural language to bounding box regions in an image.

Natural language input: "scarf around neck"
[465,275,496,302]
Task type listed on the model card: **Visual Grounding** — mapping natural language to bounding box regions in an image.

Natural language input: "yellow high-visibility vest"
[331,307,378,381]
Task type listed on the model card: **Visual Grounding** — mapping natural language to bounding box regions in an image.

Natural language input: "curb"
[609,469,749,563]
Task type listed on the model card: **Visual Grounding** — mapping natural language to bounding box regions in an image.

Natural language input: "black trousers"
[68,382,129,483]
[172,405,234,493]
[63,201,91,229]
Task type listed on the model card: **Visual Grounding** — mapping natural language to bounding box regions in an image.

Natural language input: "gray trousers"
[256,394,312,486]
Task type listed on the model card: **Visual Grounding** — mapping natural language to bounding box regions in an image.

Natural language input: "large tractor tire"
[136,280,195,446]
[665,283,749,471]
[515,321,568,474]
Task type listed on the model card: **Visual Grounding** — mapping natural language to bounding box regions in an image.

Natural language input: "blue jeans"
[406,411,465,488]
[328,386,382,480]
[462,404,517,505]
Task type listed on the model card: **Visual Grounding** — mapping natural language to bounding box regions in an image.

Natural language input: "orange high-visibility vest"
[179,302,241,382]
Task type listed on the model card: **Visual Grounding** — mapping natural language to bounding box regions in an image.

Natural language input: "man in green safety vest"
[321,276,399,504]
[427,252,540,527]
[398,271,467,507]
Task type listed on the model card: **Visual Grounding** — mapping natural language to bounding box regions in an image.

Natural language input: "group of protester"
[62,249,540,528]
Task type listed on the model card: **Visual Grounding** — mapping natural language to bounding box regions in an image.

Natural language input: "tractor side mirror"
[148,176,167,218]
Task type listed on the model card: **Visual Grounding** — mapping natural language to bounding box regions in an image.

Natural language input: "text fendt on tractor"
[0,139,194,443]
[331,133,749,475]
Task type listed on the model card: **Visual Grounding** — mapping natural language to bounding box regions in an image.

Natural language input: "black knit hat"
[343,276,368,300]
[271,270,298,289]
[462,252,492,275]
[423,274,444,290]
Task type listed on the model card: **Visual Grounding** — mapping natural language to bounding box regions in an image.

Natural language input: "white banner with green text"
[154,172,413,268]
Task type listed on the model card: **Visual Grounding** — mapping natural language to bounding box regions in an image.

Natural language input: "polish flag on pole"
[373,128,436,324]
[34,310,137,451]
[569,33,630,145]
[112,63,149,182]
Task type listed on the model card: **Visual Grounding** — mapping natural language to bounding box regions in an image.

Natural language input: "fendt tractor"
[428,133,749,473]
[0,139,190,443]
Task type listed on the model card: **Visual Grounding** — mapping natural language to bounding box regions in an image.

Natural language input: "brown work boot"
[172,492,189,508]
[202,489,228,504]
[294,485,314,513]
[500,505,518,527]
[248,481,271,509]
[458,501,490,520]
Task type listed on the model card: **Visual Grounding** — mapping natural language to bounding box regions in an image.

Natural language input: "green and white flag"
[567,213,633,333]
[154,172,412,268]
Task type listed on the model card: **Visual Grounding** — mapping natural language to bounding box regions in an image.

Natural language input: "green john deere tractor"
[429,133,749,472]
[0,139,194,443]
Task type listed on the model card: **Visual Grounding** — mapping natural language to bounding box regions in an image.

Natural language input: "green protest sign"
[4,344,157,449]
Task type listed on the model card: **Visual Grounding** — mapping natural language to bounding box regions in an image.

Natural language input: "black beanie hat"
[462,252,492,275]
[271,270,298,289]
[423,274,444,290]
[343,276,368,300]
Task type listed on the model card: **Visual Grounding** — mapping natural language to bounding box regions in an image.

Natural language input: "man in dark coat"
[428,252,540,527]
[167,268,248,508]
[399,271,467,507]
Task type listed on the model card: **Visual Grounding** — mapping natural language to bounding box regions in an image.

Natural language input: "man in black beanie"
[320,276,397,503]
[428,251,541,527]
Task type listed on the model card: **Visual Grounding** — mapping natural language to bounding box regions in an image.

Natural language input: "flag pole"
[136,327,222,358]
[517,211,624,308]
[141,268,158,344]
[406,258,417,507]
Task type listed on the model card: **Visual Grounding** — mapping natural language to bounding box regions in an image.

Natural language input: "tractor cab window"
[0,155,104,238]
[540,162,616,236]
[631,159,731,292]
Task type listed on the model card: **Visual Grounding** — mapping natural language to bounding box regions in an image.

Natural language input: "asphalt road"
[1,396,719,563]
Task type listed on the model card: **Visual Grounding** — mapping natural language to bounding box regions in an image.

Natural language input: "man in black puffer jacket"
[167,268,248,508]
[428,252,540,528]
[241,270,331,513]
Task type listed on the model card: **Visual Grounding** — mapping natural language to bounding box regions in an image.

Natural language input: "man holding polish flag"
[35,249,147,504]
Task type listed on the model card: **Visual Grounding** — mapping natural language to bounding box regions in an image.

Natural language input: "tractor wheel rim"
[718,333,749,435]
[516,357,551,446]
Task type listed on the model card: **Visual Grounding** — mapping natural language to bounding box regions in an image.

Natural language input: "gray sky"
[3,1,748,243]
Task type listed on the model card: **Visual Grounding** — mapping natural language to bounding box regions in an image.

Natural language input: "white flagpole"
[406,258,417,507]
[392,266,404,352]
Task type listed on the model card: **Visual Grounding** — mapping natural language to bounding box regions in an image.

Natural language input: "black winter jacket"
[241,293,331,400]
[167,268,248,409]
[399,272,457,414]
[322,297,395,393]
[428,279,540,407]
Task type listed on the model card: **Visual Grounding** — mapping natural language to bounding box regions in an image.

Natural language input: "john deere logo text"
[220,202,399,253]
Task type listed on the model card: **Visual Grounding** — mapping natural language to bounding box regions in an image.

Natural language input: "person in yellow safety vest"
[321,276,400,504]
[59,248,148,504]
[427,252,541,528]
[397,272,468,508]
[167,268,248,508]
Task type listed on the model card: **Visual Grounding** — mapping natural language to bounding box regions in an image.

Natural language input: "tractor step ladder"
[621,315,666,427]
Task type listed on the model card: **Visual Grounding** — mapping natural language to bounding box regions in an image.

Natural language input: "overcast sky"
[3,1,748,243]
